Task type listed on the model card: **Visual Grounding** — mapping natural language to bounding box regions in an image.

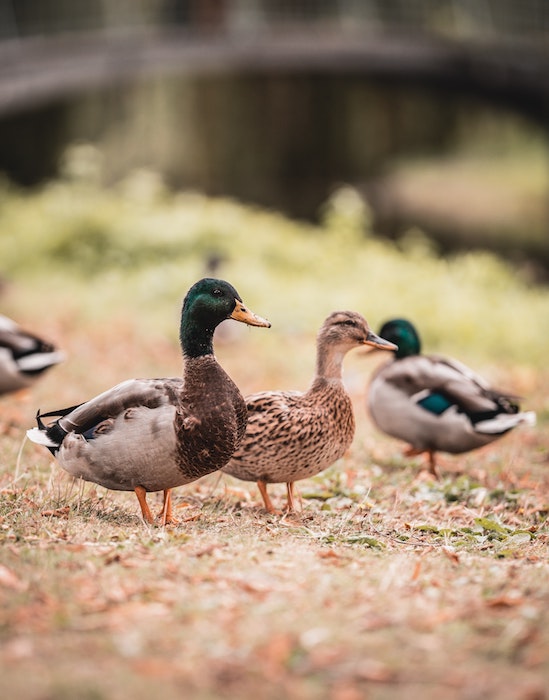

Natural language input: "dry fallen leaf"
[485,595,526,608]
[41,506,70,518]
[411,560,422,581]
[354,658,393,683]
[132,658,179,679]
[64,543,86,553]
[192,542,226,557]
[0,564,26,591]
[234,578,271,598]
[256,632,295,679]
[442,546,460,565]
[318,549,347,564]
[183,513,202,522]
[330,682,364,700]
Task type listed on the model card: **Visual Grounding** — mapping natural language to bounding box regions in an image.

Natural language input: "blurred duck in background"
[223,311,397,513]
[367,318,536,477]
[0,314,64,397]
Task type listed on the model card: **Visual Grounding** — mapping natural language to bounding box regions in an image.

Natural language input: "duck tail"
[36,409,49,432]
[474,410,536,435]
[26,426,59,452]
[26,407,72,453]
[17,350,66,375]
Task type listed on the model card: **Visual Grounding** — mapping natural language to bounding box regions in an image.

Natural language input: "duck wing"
[241,390,303,439]
[394,355,518,420]
[30,377,183,447]
[414,357,535,438]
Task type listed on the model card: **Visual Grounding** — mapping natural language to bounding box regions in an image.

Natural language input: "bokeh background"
[1,0,549,279]
[0,0,548,403]
[1,6,549,700]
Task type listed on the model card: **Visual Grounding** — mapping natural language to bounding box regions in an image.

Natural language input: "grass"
[0,155,548,698]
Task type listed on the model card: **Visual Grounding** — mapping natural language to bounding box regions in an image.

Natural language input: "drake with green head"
[367,318,536,476]
[222,311,397,513]
[27,278,270,524]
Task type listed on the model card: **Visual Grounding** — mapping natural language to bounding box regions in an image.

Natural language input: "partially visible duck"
[27,278,270,524]
[367,318,536,476]
[222,311,397,513]
[0,315,64,396]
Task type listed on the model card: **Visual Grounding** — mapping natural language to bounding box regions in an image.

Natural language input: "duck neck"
[180,314,216,359]
[315,345,345,382]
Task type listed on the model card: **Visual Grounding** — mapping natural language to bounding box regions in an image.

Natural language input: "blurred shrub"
[0,144,548,368]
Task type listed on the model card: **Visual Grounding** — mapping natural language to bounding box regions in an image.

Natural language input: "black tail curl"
[35,407,75,446]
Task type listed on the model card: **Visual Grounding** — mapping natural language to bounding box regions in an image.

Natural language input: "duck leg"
[426,450,440,479]
[257,480,280,514]
[404,446,441,479]
[134,486,155,524]
[404,446,424,459]
[158,488,178,525]
[286,482,299,513]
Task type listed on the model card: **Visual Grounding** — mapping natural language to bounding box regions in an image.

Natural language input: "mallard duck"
[0,315,64,396]
[367,318,536,476]
[222,311,397,513]
[27,278,270,524]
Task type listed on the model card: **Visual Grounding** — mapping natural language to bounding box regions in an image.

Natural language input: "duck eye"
[212,288,223,297]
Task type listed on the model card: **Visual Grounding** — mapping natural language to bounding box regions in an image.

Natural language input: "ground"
[0,323,547,700]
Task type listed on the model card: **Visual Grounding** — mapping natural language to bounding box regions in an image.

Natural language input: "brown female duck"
[222,311,396,513]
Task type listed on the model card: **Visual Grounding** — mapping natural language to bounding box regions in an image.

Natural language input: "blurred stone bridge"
[1,0,549,123]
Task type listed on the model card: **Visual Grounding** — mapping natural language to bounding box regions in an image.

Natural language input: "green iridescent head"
[180,278,270,357]
[377,318,421,359]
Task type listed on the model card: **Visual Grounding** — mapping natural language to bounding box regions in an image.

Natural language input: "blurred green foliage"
[0,144,547,368]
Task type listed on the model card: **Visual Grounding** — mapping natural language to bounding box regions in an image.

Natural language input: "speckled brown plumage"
[222,311,396,513]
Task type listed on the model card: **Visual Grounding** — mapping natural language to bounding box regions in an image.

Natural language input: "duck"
[0,315,65,396]
[222,311,397,513]
[27,278,271,525]
[367,318,536,476]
